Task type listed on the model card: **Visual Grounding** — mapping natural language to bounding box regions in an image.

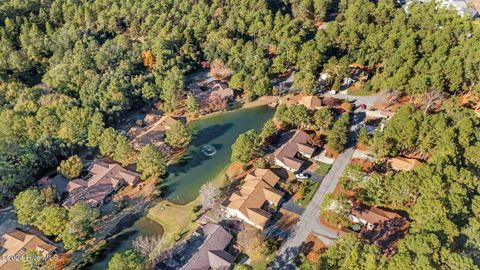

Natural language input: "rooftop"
[226,169,284,228]
[298,95,322,110]
[389,157,422,171]
[274,130,316,171]
[62,161,139,208]
[181,223,235,270]
[0,229,56,270]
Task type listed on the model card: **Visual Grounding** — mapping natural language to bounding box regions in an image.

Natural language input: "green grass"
[347,87,374,96]
[314,161,332,176]
[296,181,320,207]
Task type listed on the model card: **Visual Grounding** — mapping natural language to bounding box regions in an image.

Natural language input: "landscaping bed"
[295,180,320,207]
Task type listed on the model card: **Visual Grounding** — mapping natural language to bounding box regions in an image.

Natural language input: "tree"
[114,134,137,166]
[37,206,68,238]
[339,164,368,191]
[87,112,105,147]
[259,119,277,143]
[132,234,166,263]
[320,193,350,225]
[165,121,192,148]
[99,128,119,157]
[318,234,385,270]
[13,189,46,226]
[108,249,146,270]
[313,107,334,132]
[62,202,99,249]
[326,114,349,153]
[186,95,200,114]
[160,67,185,112]
[21,250,45,270]
[141,50,156,69]
[357,127,370,149]
[231,129,261,163]
[137,144,167,180]
[199,182,222,210]
[237,224,266,262]
[58,155,83,179]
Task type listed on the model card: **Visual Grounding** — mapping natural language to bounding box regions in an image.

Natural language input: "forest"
[1,0,479,207]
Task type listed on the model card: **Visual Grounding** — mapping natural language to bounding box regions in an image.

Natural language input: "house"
[0,229,56,270]
[209,88,234,102]
[62,161,139,209]
[388,157,422,171]
[188,82,203,95]
[403,0,478,18]
[131,115,183,150]
[274,130,317,172]
[181,223,236,270]
[349,205,400,230]
[298,96,322,110]
[224,169,285,230]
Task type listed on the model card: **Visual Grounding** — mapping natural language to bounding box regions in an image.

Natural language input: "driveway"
[0,206,22,235]
[323,92,382,108]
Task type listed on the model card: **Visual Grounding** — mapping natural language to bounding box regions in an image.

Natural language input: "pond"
[86,106,274,268]
[163,105,275,204]
[85,215,163,270]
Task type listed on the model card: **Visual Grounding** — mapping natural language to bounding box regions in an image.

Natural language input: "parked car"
[295,173,311,179]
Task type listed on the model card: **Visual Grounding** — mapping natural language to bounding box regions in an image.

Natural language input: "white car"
[295,173,311,179]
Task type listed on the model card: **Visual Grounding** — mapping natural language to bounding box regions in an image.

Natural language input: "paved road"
[268,108,365,269]
[268,147,355,269]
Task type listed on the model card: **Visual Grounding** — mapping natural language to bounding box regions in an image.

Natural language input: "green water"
[164,106,275,204]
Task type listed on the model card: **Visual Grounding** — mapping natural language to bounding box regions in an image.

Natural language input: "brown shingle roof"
[389,157,422,171]
[226,169,284,228]
[63,161,139,208]
[181,224,234,270]
[0,230,56,270]
[299,96,322,110]
[210,88,234,100]
[351,205,400,225]
[274,130,316,170]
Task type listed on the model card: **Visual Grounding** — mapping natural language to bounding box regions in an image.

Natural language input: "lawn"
[347,87,374,96]
[295,181,320,207]
[147,198,199,244]
[147,166,229,245]
[314,161,332,176]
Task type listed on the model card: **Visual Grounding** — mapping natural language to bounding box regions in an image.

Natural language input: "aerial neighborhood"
[0,1,479,270]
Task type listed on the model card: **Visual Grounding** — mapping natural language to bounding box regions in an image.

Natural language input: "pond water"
[163,106,275,204]
[86,106,274,268]
[85,215,163,270]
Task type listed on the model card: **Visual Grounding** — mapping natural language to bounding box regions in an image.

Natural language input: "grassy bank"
[147,166,229,244]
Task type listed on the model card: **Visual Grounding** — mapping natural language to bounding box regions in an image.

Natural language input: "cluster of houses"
[401,0,478,18]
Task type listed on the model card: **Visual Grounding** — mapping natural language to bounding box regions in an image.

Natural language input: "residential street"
[268,108,364,269]
[268,147,355,269]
